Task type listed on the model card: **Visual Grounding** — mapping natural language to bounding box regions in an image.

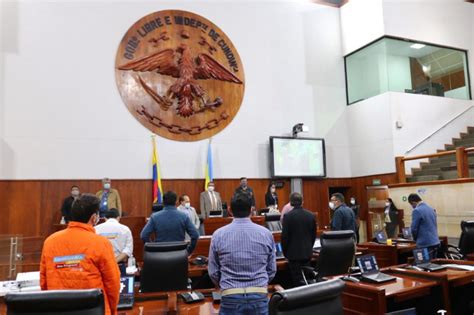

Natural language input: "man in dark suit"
[233,177,256,212]
[281,192,317,287]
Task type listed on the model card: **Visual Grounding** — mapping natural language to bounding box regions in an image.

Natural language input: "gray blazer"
[200,190,222,219]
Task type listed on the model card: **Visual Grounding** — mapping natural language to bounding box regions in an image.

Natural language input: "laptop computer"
[117,276,135,310]
[357,255,396,283]
[402,227,413,240]
[275,242,285,260]
[413,248,446,272]
[209,210,223,217]
[374,231,389,244]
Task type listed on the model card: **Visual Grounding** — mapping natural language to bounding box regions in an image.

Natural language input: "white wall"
[0,0,347,180]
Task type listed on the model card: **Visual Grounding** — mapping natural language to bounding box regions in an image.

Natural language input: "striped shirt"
[208,218,276,290]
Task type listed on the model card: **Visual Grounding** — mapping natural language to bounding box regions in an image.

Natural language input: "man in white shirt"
[95,208,133,263]
[199,181,222,220]
[177,195,200,231]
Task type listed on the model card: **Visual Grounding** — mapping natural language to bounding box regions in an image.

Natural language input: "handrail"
[405,106,474,154]
[396,146,473,183]
[401,150,456,161]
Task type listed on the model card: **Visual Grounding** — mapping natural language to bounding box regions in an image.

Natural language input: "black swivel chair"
[269,278,345,315]
[140,241,189,292]
[265,213,282,232]
[310,230,355,281]
[446,220,474,259]
[5,289,104,315]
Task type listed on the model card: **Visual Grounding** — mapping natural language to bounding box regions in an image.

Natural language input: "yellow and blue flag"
[204,139,213,189]
[152,136,163,204]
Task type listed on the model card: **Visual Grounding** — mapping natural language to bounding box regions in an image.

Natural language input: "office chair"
[5,289,104,315]
[265,213,282,232]
[269,278,345,315]
[140,241,189,292]
[445,221,474,259]
[307,230,356,281]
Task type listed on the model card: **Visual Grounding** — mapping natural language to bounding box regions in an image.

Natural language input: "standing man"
[140,191,199,254]
[330,193,357,234]
[40,194,120,315]
[177,195,200,232]
[61,185,80,223]
[95,208,134,264]
[96,178,122,217]
[200,181,222,219]
[208,193,276,314]
[349,197,360,243]
[281,193,316,287]
[233,177,256,212]
[408,193,440,259]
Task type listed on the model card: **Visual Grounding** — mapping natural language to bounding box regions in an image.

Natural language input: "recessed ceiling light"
[410,43,426,49]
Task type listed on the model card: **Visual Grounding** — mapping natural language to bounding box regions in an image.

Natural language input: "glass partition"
[345,36,471,104]
[0,235,43,281]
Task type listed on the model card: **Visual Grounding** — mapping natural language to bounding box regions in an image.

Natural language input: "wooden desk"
[357,242,416,267]
[467,253,474,261]
[334,270,439,314]
[389,259,474,315]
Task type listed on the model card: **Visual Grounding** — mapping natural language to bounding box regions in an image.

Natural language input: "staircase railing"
[405,106,474,154]
[395,147,474,183]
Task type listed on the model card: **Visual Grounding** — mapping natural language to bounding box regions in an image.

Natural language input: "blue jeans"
[219,293,268,315]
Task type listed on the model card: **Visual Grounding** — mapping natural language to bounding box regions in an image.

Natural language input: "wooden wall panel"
[0,173,397,238]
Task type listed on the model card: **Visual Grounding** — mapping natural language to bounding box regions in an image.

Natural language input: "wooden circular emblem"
[115,10,245,141]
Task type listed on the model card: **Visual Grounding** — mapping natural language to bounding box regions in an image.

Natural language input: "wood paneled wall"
[0,173,397,238]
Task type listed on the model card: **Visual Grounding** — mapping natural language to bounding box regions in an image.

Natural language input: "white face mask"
[385,202,391,207]
[208,186,214,192]
[71,190,80,197]
[104,183,111,190]
[350,199,355,205]
[271,188,276,193]
[184,202,191,208]
[329,202,335,210]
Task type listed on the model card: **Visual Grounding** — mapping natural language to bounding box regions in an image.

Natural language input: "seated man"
[208,193,276,314]
[95,208,133,263]
[40,194,120,315]
[140,191,199,254]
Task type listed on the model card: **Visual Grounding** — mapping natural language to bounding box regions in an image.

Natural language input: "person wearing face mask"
[384,198,399,238]
[265,182,279,210]
[96,178,122,217]
[349,197,360,243]
[234,177,256,212]
[329,193,356,234]
[177,195,200,232]
[408,193,440,259]
[200,181,223,220]
[61,185,81,223]
[40,194,121,315]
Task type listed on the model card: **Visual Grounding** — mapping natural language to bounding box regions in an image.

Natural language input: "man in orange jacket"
[40,194,120,315]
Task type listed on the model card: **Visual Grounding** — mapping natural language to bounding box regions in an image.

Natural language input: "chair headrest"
[145,241,188,252]
[265,214,281,221]
[5,289,103,312]
[271,279,345,310]
[321,230,355,240]
[461,221,474,230]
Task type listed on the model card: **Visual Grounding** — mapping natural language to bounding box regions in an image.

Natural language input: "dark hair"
[70,194,100,223]
[105,208,120,219]
[240,177,247,181]
[231,193,252,218]
[267,182,276,194]
[408,193,422,203]
[163,191,178,206]
[387,198,398,212]
[290,192,303,207]
[178,195,188,203]
[331,193,345,204]
[71,185,79,190]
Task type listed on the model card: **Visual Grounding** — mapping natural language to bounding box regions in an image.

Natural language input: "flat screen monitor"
[270,137,326,178]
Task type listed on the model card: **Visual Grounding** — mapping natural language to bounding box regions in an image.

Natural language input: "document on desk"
[442,264,474,271]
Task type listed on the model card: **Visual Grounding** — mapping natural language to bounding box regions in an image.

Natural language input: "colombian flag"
[204,139,213,190]
[152,136,163,204]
